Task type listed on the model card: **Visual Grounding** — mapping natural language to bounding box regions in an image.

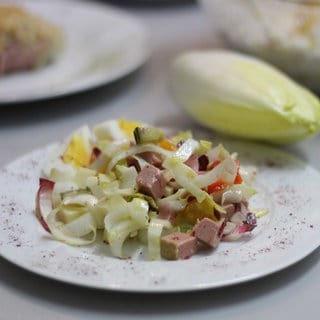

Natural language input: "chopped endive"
[46,209,97,246]
[195,158,237,187]
[36,119,261,261]
[148,218,172,260]
[103,196,149,258]
[162,156,225,213]
[173,138,199,161]
[115,165,138,190]
[170,50,320,144]
[134,126,165,144]
[162,156,205,202]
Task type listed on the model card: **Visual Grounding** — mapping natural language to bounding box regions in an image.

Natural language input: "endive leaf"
[170,50,320,144]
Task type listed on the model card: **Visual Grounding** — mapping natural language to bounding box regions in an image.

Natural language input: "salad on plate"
[35,119,261,260]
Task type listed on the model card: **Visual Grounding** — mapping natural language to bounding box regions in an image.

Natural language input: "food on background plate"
[35,119,262,260]
[0,5,63,75]
[170,50,320,144]
[201,0,320,90]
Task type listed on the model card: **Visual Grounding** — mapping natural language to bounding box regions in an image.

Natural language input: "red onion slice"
[35,178,54,233]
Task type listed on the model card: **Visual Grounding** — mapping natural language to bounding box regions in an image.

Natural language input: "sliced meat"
[136,165,166,199]
[137,152,162,167]
[0,41,49,74]
[160,232,197,260]
[184,154,199,172]
[127,156,141,172]
[192,217,220,248]
[214,203,234,220]
[223,203,236,216]
[158,202,176,223]
[0,6,63,76]
[184,154,209,173]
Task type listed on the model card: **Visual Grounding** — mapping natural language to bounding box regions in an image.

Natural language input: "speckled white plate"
[0,0,149,104]
[1,138,320,292]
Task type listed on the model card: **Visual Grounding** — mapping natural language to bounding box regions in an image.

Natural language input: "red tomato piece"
[207,179,227,194]
[234,159,243,184]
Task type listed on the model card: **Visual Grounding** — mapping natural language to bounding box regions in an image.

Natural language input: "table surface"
[1,1,320,320]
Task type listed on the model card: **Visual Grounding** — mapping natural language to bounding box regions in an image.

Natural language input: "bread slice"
[0,6,63,75]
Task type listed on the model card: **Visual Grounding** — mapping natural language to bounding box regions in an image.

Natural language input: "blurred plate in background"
[0,0,150,104]
[201,0,320,92]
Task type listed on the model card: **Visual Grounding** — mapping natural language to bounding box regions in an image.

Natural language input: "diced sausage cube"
[136,165,166,199]
[137,152,163,167]
[160,232,197,260]
[192,218,220,248]
[158,202,176,223]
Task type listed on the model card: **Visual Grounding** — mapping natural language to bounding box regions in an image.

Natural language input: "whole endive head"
[170,50,320,144]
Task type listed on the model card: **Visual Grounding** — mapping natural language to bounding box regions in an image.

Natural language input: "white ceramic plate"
[0,0,149,103]
[1,136,320,293]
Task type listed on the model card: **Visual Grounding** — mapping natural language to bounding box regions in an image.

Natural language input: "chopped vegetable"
[134,126,165,144]
[35,119,261,260]
[170,50,320,144]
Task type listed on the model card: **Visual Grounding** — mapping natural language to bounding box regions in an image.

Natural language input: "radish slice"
[35,178,54,233]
